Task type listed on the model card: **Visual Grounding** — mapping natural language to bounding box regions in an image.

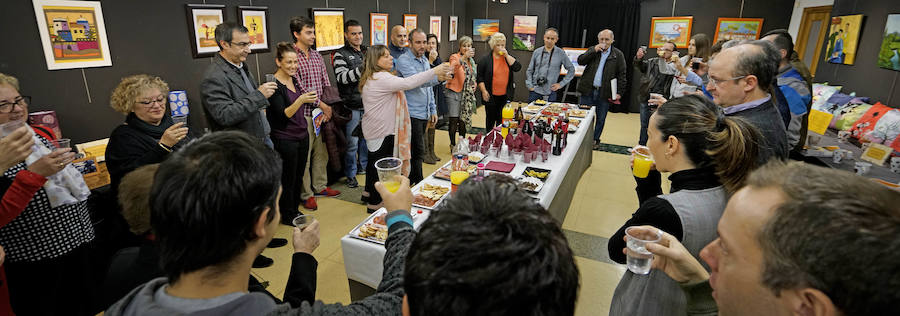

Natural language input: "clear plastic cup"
[172,114,188,126]
[375,157,402,193]
[0,120,26,137]
[265,74,276,83]
[854,161,872,176]
[292,214,315,230]
[632,146,653,178]
[51,138,83,161]
[625,226,662,275]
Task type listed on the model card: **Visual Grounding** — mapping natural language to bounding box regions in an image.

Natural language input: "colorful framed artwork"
[370,13,389,46]
[713,17,764,43]
[878,14,900,71]
[649,16,693,48]
[185,4,225,58]
[473,19,500,42]
[310,8,345,51]
[404,14,417,32]
[825,14,864,65]
[32,0,112,70]
[449,16,458,41]
[237,6,270,53]
[430,16,442,42]
[512,15,538,51]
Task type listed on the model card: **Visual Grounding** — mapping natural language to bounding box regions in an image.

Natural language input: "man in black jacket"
[577,29,627,148]
[332,19,367,189]
[634,41,678,145]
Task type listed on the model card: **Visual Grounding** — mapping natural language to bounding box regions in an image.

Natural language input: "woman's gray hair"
[488,32,507,50]
[458,36,473,50]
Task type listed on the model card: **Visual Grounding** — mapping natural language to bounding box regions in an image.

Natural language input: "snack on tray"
[468,152,485,163]
[534,99,548,105]
[517,176,543,192]
[568,109,587,117]
[358,223,388,242]
[413,183,450,207]
[524,169,549,179]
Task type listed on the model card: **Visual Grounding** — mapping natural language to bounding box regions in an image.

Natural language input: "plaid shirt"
[294,45,331,117]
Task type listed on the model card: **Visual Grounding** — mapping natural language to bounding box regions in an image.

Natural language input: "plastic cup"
[172,115,188,126]
[632,146,653,178]
[625,226,662,275]
[450,170,469,192]
[0,120,26,137]
[265,74,276,83]
[375,157,402,193]
[854,161,872,176]
[51,138,83,161]
[832,150,844,164]
[522,150,532,163]
[541,150,549,162]
[292,214,315,230]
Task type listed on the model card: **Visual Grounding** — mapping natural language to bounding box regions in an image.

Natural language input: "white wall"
[788,0,834,39]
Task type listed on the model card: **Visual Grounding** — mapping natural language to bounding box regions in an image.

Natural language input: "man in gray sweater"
[105,131,416,315]
[526,28,575,103]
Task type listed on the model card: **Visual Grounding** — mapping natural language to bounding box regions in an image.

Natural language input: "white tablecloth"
[341,106,596,290]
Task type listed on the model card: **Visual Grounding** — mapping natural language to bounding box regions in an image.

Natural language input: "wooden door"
[796,5,833,77]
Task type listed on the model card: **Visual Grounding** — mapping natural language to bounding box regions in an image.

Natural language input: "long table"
[802,130,900,184]
[340,106,595,300]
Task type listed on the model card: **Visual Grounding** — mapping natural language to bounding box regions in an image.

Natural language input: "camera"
[535,77,548,86]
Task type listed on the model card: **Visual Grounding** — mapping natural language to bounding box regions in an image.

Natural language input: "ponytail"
[654,95,761,193]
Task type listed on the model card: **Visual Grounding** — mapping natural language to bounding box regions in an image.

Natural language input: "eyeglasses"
[0,96,30,114]
[708,75,748,87]
[229,41,252,49]
[136,95,167,108]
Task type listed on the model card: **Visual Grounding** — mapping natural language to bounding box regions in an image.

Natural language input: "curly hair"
[110,74,169,115]
[488,32,507,50]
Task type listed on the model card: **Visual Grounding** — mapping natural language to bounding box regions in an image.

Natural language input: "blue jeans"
[344,109,368,179]
[528,90,558,103]
[579,89,609,141]
[639,102,654,146]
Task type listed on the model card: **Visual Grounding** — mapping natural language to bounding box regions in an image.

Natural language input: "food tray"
[348,208,388,245]
[523,105,545,113]
[516,176,544,193]
[411,181,451,210]
[567,109,588,118]
[522,166,551,181]
[434,162,477,180]
[468,152,486,164]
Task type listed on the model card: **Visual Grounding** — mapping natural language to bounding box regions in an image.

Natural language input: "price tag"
[807,109,834,135]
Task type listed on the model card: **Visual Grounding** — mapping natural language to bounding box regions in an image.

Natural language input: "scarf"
[24,130,91,208]
[394,92,412,176]
[460,56,478,131]
[125,112,173,139]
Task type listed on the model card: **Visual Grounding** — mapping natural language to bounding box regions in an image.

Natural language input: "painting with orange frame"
[649,16,693,48]
[713,17,764,43]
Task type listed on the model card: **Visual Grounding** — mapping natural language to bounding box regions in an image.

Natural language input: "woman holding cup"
[0,73,96,315]
[359,45,451,213]
[607,95,761,315]
[106,74,190,195]
[267,42,319,221]
[477,32,522,129]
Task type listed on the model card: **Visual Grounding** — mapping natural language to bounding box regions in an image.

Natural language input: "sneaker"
[267,238,288,248]
[347,177,359,188]
[252,255,274,268]
[303,197,318,210]
[315,187,341,197]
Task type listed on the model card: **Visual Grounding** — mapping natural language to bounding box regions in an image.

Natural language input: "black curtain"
[548,0,641,113]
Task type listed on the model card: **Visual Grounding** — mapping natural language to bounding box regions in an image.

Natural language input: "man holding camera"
[526,28,575,103]
[577,29,626,148]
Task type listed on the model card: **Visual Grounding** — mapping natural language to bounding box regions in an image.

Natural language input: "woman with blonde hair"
[477,32,521,129]
[359,45,450,213]
[446,36,477,147]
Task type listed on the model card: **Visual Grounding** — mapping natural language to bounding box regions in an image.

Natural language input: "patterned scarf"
[394,91,412,176]
[459,56,478,131]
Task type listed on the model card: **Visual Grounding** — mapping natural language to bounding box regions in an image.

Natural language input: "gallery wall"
[813,0,900,106]
[1,0,466,143]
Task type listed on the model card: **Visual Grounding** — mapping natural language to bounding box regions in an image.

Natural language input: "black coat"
[105,113,188,194]
[576,46,627,99]
[476,53,522,96]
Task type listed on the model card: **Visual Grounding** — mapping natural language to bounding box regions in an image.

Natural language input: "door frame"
[796,5,833,77]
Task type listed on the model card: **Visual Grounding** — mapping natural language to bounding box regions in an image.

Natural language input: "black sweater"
[608,168,721,264]
[105,114,188,193]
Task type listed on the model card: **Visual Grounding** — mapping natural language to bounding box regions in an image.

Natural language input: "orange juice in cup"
[632,146,653,178]
[376,157,403,192]
[450,171,470,192]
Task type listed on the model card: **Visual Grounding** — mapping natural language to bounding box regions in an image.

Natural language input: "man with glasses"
[707,41,788,164]
[634,41,679,145]
[201,21,277,148]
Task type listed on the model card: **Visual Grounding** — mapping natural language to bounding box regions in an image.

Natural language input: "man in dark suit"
[201,21,277,147]
[199,21,284,268]
[577,29,627,148]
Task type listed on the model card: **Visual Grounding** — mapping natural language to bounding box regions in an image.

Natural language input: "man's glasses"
[136,95,167,108]
[0,96,30,114]
[708,75,748,87]
[230,41,252,49]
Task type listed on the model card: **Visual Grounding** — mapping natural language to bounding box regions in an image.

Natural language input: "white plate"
[516,176,544,193]
[411,180,451,210]
[348,208,388,245]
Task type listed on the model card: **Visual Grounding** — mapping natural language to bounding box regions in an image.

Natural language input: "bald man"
[577,29,626,148]
[389,25,409,59]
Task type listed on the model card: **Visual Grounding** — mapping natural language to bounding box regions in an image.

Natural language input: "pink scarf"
[394,91,412,176]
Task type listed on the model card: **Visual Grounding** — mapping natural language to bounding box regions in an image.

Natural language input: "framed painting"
[185,4,225,58]
[825,14,864,65]
[310,8,345,51]
[370,13,389,46]
[449,16,458,41]
[430,16,442,42]
[512,15,538,51]
[32,0,112,70]
[649,16,693,48]
[404,14,417,32]
[473,19,500,42]
[877,14,900,71]
[713,18,764,43]
[237,6,270,53]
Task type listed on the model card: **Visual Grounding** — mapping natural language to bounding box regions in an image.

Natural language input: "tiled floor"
[253,107,662,315]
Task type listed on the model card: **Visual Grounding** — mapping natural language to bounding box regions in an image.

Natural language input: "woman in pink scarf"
[359,45,450,213]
